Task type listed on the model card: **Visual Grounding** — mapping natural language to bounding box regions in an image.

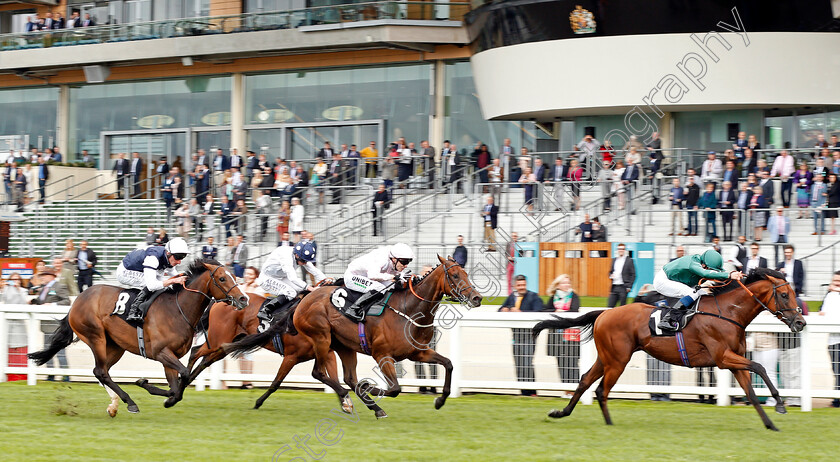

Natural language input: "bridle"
[735,278,800,323]
[407,259,475,306]
[175,264,241,328]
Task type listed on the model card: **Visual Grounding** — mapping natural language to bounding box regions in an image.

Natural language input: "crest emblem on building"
[570,5,596,35]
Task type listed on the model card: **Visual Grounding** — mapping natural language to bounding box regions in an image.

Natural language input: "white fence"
[2,304,839,412]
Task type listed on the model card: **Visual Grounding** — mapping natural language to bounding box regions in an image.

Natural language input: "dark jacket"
[776,259,805,295]
[371,190,390,212]
[453,245,468,267]
[621,164,640,182]
[76,248,98,269]
[609,256,636,288]
[482,203,499,229]
[499,290,543,312]
[685,183,700,208]
[740,255,768,272]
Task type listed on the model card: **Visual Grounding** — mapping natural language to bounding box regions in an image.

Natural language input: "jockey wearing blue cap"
[257,241,326,324]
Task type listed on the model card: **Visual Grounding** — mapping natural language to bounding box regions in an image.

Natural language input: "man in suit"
[722,160,739,191]
[201,236,218,260]
[719,181,737,241]
[194,165,210,204]
[195,149,208,168]
[499,274,544,396]
[740,242,768,274]
[228,148,242,172]
[421,140,436,189]
[607,243,636,308]
[684,174,701,236]
[551,157,569,210]
[220,196,235,238]
[25,15,40,32]
[646,132,664,204]
[156,157,170,178]
[776,244,804,296]
[317,141,334,160]
[245,150,258,184]
[725,235,748,272]
[129,152,143,198]
[76,240,98,293]
[278,232,293,247]
[81,13,95,27]
[13,167,26,211]
[37,155,49,204]
[212,148,229,173]
[481,196,499,251]
[621,158,640,214]
[229,235,248,278]
[43,12,54,30]
[447,144,462,191]
[68,12,81,28]
[53,12,65,29]
[328,152,346,204]
[371,183,390,236]
[767,207,790,265]
[29,268,71,306]
[759,169,775,208]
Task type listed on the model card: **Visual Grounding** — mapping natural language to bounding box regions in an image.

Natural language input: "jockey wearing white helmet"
[343,242,414,321]
[117,238,190,323]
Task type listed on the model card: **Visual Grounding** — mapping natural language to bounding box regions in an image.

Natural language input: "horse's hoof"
[127,403,140,414]
[548,409,565,419]
[775,404,787,415]
[106,406,118,418]
[434,397,445,410]
[767,424,780,432]
[164,398,178,408]
[253,401,263,410]
[375,410,388,419]
[135,378,148,387]
[341,396,354,414]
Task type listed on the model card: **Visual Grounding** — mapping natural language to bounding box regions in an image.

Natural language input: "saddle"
[110,288,167,327]
[330,287,392,322]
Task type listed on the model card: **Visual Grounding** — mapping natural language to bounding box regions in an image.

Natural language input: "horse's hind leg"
[336,348,387,419]
[89,339,139,415]
[594,360,630,426]
[254,354,298,410]
[549,357,604,419]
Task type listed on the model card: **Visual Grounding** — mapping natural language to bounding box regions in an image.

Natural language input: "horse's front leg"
[372,354,402,398]
[716,349,786,415]
[154,348,192,408]
[409,348,452,409]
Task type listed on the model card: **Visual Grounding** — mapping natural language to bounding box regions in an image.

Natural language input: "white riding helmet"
[389,243,414,261]
[166,237,190,259]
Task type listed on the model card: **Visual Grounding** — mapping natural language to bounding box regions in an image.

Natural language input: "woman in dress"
[544,274,581,386]
[792,162,813,219]
[518,166,537,212]
[290,197,304,242]
[276,200,290,241]
[312,157,328,204]
[613,160,626,210]
[825,173,840,235]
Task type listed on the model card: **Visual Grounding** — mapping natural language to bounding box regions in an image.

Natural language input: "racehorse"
[533,268,806,431]
[29,259,248,416]
[225,255,482,418]
[176,293,342,410]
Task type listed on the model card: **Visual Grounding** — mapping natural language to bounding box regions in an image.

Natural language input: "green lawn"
[0,382,835,461]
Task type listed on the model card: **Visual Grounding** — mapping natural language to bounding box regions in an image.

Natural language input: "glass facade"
[245,64,432,154]
[0,86,58,152]
[445,61,536,154]
[673,109,763,153]
[69,76,231,157]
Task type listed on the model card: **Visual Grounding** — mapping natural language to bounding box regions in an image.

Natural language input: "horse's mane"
[707,267,786,296]
[183,258,222,287]
[416,262,443,285]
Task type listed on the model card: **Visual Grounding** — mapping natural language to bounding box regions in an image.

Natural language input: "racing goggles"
[394,258,412,266]
[171,253,188,261]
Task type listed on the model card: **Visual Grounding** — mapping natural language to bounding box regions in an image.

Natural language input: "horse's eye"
[220,277,226,283]
[781,293,788,299]
[454,274,460,279]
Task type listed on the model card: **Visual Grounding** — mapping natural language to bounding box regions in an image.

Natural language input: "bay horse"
[29,259,248,416]
[225,255,482,418]
[533,268,806,431]
[176,293,342,410]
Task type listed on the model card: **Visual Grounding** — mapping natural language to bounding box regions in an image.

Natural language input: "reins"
[696,276,796,329]
[174,265,237,331]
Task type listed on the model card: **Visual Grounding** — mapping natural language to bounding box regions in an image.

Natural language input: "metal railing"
[0,2,466,51]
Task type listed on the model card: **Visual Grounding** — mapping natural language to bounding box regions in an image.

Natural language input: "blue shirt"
[122,246,172,272]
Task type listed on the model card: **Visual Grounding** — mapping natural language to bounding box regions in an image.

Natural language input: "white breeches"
[115,263,146,288]
[343,273,387,294]
[653,270,696,299]
[256,274,297,298]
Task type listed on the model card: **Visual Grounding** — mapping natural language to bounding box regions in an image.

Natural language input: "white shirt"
[781,260,795,285]
[611,256,626,285]
[345,246,399,282]
[727,244,745,268]
[821,291,840,345]
[260,245,325,292]
[746,256,761,273]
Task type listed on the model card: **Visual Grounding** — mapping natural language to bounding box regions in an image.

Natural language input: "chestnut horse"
[177,293,341,410]
[533,268,806,431]
[29,259,248,416]
[225,255,482,418]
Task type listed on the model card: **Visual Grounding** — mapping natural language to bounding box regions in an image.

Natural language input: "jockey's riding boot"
[657,295,696,331]
[126,288,152,323]
[258,295,289,322]
[350,291,382,323]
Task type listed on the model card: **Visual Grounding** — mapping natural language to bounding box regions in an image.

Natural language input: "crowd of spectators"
[23,11,95,31]
[3,147,64,211]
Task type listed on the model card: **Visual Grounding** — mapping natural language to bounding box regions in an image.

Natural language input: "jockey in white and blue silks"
[257,242,325,322]
[343,242,414,321]
[116,237,190,322]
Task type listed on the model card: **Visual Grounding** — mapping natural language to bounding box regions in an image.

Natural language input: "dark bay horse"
[29,259,248,416]
[533,268,806,431]
[177,294,341,410]
[225,255,482,418]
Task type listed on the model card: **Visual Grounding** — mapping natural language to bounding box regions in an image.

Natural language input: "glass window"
[674,109,763,153]
[765,113,794,151]
[444,61,536,156]
[68,76,231,157]
[245,64,432,150]
[0,86,58,152]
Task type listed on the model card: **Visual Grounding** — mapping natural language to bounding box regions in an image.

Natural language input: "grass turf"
[0,381,835,461]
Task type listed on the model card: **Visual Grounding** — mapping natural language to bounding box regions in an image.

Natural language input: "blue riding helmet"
[294,242,316,262]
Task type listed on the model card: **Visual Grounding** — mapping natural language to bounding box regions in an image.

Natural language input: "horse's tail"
[532,310,606,343]
[28,316,77,366]
[223,304,298,358]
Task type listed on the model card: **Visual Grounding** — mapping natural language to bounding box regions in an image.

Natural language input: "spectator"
[749,186,768,240]
[719,181,736,241]
[701,151,723,186]
[622,134,644,153]
[607,243,635,308]
[741,149,757,177]
[37,155,49,204]
[76,240,97,293]
[161,171,176,222]
[740,241,768,273]
[499,274,542,396]
[621,157,639,214]
[481,196,498,251]
[519,167,537,213]
[646,132,664,204]
[819,270,840,407]
[22,163,34,206]
[174,202,191,238]
[144,226,156,246]
[551,156,570,211]
[453,235,467,267]
[505,232,519,294]
[397,142,413,187]
[475,143,492,189]
[129,152,143,198]
[759,169,775,209]
[767,207,790,264]
[668,178,685,236]
[499,138,514,178]
[201,236,218,260]
[155,227,170,246]
[276,200,290,242]
[544,274,581,386]
[420,141,435,188]
[233,199,248,236]
[793,163,813,219]
[736,181,753,235]
[328,152,345,204]
[825,173,840,235]
[82,13,95,27]
[811,173,827,235]
[576,134,600,177]
[112,153,129,199]
[1,273,28,381]
[568,159,583,211]
[732,131,748,159]
[255,190,271,241]
[11,167,25,212]
[591,217,607,243]
[488,158,503,201]
[597,161,614,214]
[599,139,616,165]
[776,244,804,296]
[229,235,248,278]
[771,150,795,207]
[725,235,747,272]
[575,213,593,242]
[30,267,71,381]
[684,173,700,236]
[722,160,739,191]
[54,258,78,298]
[203,194,217,240]
[290,197,304,242]
[698,182,718,243]
[612,160,626,210]
[624,146,641,166]
[369,183,391,237]
[360,141,378,178]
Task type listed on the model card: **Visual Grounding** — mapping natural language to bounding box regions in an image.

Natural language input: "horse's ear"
[437,255,446,264]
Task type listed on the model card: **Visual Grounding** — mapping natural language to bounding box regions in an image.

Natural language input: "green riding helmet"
[700,249,724,271]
